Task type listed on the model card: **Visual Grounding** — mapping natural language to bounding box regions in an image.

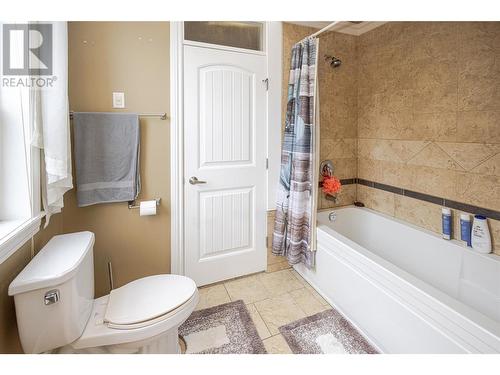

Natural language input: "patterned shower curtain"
[272,37,319,268]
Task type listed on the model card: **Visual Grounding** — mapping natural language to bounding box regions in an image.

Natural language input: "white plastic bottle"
[471,215,492,254]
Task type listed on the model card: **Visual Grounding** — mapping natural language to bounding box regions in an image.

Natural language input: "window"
[0,86,42,264]
[184,22,265,52]
[0,21,70,263]
[0,21,42,263]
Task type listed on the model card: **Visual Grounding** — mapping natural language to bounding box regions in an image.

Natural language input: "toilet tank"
[8,231,95,353]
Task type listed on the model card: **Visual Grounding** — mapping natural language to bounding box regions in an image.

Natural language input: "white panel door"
[183,45,267,286]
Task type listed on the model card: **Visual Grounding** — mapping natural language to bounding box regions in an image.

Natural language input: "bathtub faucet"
[328,211,337,222]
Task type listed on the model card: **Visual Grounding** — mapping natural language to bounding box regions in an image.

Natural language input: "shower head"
[324,54,342,68]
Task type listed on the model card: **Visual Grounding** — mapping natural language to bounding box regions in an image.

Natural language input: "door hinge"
[266,158,269,170]
[262,78,269,91]
[266,236,269,248]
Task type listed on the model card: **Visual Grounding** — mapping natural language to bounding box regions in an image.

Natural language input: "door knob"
[189,176,207,185]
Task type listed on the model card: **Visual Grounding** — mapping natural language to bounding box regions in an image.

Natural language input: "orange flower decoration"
[322,176,342,195]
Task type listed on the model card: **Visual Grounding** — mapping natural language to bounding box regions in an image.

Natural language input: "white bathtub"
[294,206,500,353]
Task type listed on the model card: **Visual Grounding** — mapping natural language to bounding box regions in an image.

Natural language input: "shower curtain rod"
[300,21,342,42]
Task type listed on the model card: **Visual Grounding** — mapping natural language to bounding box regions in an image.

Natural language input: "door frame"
[169,21,282,275]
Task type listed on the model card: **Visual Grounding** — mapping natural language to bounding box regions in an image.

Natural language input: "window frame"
[0,143,42,264]
[183,22,267,57]
[0,20,43,264]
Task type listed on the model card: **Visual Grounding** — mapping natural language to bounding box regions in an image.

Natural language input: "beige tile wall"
[281,23,358,210]
[277,22,500,256]
[357,22,500,255]
[318,29,358,209]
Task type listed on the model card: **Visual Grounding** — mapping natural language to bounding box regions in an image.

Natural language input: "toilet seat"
[104,274,197,329]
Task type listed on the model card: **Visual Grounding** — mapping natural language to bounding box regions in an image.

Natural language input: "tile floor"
[194,268,331,354]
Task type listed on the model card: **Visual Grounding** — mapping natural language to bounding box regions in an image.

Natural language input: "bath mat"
[179,300,267,354]
[279,308,378,354]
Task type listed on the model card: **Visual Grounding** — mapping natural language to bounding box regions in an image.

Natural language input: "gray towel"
[73,112,141,207]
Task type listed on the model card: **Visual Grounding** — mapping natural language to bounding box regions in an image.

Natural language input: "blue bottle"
[442,208,452,240]
[460,214,472,247]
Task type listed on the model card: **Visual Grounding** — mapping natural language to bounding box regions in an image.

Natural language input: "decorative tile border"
[355,178,500,221]
[339,178,356,185]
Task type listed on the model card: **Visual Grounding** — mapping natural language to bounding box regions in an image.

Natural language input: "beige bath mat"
[279,308,378,354]
[179,300,266,354]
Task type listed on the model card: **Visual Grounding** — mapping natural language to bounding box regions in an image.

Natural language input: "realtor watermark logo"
[2,23,56,88]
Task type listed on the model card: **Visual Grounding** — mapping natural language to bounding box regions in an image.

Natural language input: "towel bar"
[69,111,168,120]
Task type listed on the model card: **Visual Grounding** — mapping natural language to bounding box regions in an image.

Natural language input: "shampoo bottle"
[471,215,492,254]
[442,208,452,240]
[460,213,472,247]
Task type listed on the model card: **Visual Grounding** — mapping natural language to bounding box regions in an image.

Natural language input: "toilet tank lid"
[8,231,95,296]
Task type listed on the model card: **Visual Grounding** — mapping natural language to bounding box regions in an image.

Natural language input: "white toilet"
[8,231,199,354]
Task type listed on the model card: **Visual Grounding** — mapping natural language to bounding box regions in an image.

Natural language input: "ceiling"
[287,21,386,36]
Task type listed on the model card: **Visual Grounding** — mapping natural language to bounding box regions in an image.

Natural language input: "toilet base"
[56,328,182,354]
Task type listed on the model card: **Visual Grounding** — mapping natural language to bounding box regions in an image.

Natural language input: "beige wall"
[66,22,171,297]
[356,22,500,254]
[281,23,358,210]
[0,243,31,353]
[0,215,63,353]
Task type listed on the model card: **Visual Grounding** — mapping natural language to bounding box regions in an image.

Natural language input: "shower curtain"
[272,37,320,268]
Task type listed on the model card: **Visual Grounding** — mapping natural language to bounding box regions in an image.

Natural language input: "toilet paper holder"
[128,198,161,210]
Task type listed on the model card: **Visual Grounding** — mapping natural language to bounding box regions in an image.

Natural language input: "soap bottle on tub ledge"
[460,213,472,247]
[441,208,452,240]
[471,215,492,254]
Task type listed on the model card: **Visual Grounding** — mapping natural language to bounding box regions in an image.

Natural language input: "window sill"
[0,214,43,264]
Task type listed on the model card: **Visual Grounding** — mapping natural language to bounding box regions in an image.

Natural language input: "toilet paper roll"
[139,200,157,216]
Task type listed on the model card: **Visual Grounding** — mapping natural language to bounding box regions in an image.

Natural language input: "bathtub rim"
[312,206,500,353]
[317,206,500,264]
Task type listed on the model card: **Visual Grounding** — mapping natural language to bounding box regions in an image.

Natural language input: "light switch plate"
[112,92,125,108]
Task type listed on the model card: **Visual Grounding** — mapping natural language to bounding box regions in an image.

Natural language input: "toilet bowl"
[58,275,199,354]
[8,231,198,354]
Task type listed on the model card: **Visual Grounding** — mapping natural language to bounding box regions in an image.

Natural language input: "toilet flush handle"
[44,289,60,305]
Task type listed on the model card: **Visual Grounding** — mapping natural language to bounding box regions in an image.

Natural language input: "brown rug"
[279,308,378,354]
[179,300,267,354]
